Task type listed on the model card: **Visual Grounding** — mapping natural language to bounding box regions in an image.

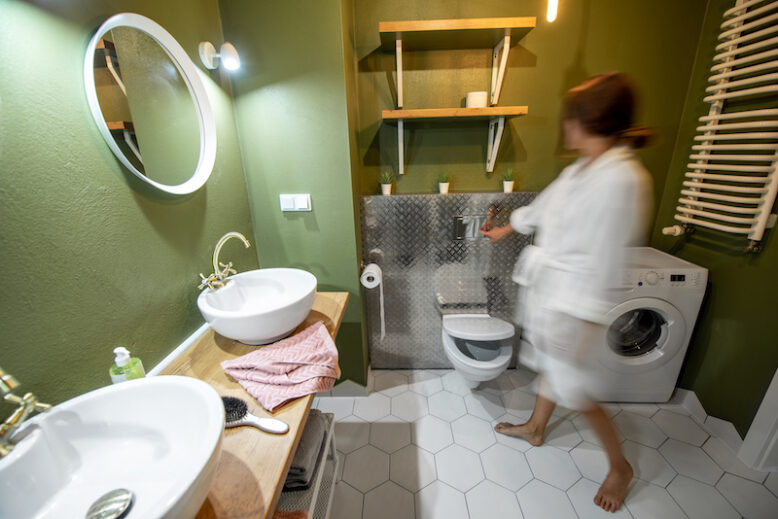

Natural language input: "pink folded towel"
[221,321,340,411]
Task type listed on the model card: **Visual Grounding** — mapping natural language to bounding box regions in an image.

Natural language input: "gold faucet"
[0,366,51,458]
[198,232,252,290]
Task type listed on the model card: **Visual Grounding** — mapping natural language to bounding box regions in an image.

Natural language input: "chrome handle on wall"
[453,215,487,240]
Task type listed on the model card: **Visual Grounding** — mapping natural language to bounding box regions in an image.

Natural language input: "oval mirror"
[84,13,216,195]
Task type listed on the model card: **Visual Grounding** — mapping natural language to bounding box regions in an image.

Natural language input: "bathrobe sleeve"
[509,175,564,234]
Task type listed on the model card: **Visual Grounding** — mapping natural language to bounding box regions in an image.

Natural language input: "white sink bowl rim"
[197,268,317,345]
[0,376,224,519]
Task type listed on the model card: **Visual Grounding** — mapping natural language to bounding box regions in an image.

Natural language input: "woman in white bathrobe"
[481,73,653,513]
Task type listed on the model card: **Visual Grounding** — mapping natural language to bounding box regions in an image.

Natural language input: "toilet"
[434,265,515,388]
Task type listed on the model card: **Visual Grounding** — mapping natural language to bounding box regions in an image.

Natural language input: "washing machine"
[518,247,708,403]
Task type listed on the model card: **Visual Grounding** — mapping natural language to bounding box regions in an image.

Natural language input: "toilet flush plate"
[442,314,515,341]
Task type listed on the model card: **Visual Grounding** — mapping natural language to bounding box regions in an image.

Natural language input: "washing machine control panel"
[622,269,706,289]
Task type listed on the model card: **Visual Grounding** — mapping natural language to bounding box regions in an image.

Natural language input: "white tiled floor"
[321,369,778,519]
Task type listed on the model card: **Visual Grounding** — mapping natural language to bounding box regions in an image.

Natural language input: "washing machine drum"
[608,309,666,357]
[600,297,687,372]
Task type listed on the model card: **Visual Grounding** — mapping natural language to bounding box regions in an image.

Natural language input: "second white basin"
[197,268,317,345]
[0,376,224,519]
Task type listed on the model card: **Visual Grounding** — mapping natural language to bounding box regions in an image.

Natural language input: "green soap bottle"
[109,347,146,384]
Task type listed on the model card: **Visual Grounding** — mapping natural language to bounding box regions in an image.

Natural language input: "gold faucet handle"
[0,368,19,396]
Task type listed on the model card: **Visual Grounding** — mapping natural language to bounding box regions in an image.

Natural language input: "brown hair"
[562,72,653,148]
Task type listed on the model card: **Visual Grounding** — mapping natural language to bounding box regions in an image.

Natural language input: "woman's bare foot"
[594,461,633,513]
[493,422,543,446]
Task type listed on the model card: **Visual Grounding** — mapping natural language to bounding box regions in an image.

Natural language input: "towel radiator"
[662,0,778,252]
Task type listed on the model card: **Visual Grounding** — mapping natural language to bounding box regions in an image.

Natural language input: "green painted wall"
[353,0,708,200]
[652,0,778,436]
[219,0,368,384]
[0,0,257,405]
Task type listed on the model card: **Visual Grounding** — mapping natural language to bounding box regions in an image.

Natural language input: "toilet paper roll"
[360,263,385,340]
[466,91,488,108]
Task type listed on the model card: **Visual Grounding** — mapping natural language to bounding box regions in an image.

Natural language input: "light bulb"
[547,0,558,22]
[220,42,241,71]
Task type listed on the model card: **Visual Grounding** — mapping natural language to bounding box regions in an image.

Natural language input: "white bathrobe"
[511,145,652,409]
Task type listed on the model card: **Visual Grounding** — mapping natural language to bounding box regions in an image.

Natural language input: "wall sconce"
[547,0,559,22]
[198,41,241,71]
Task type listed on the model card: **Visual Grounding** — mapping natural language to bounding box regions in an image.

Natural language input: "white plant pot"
[503,180,514,193]
[381,183,392,195]
[439,182,450,194]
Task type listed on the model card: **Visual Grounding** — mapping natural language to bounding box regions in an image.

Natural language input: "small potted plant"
[380,170,393,195]
[503,169,515,193]
[438,172,450,194]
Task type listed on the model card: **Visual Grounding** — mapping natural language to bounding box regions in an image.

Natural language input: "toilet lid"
[442,314,515,341]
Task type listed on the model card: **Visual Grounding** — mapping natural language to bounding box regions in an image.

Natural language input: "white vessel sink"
[0,376,224,519]
[197,268,317,345]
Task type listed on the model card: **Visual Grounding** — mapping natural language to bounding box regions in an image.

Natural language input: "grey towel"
[284,409,330,490]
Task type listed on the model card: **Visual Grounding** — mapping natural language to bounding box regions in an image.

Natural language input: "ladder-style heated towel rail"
[662,0,778,252]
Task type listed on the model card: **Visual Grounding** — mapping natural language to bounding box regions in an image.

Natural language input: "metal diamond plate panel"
[360,192,535,368]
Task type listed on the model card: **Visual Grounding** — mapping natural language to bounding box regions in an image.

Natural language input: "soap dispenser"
[109,347,146,384]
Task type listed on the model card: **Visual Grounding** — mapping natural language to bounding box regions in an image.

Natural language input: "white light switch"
[279,194,312,212]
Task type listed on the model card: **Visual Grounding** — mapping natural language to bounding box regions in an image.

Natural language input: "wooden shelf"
[382,106,528,121]
[106,121,134,131]
[379,17,535,50]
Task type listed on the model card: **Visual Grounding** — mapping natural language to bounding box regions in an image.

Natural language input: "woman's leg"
[581,404,633,512]
[494,381,556,446]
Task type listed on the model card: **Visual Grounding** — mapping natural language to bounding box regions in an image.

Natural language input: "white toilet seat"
[441,314,515,386]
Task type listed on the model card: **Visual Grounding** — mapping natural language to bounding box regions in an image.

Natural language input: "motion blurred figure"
[480,72,653,512]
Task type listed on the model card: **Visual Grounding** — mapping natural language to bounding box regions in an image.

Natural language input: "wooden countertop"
[161,292,349,519]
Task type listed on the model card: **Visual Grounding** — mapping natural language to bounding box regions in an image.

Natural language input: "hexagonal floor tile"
[407,370,443,396]
[651,409,708,446]
[619,403,659,417]
[391,391,429,422]
[506,366,538,390]
[314,396,354,421]
[464,390,506,422]
[412,415,453,453]
[390,444,436,492]
[428,391,466,422]
[491,413,534,452]
[703,436,768,483]
[716,473,778,519]
[622,440,676,487]
[353,392,391,422]
[441,370,473,396]
[330,482,363,519]
[363,481,414,519]
[613,411,667,448]
[545,417,583,451]
[659,438,723,485]
[436,444,485,492]
[517,479,577,519]
[451,414,496,453]
[480,443,533,491]
[373,370,409,396]
[525,445,581,490]
[668,475,739,519]
[342,444,390,493]
[480,372,516,395]
[369,416,411,453]
[502,388,537,419]
[415,481,468,519]
[624,480,686,519]
[335,416,370,454]
[570,442,608,482]
[466,480,523,519]
[572,413,605,447]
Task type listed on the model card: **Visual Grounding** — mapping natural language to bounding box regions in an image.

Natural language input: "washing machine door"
[598,297,686,373]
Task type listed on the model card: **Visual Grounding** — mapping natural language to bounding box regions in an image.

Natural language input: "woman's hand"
[479,224,513,243]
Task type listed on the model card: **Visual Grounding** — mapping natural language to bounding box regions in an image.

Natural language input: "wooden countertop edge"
[160,291,350,519]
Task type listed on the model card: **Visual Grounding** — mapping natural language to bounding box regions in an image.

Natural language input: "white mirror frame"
[84,13,217,195]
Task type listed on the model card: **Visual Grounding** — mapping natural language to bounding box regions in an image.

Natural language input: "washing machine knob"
[645,271,659,285]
